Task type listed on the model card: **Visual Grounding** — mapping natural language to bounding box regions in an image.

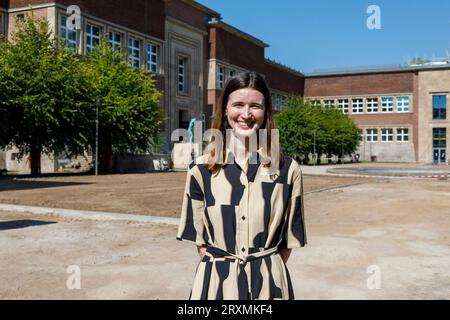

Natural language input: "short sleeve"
[283,162,307,248]
[176,165,207,246]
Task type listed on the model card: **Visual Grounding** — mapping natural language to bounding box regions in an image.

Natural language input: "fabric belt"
[203,245,280,299]
[205,245,279,267]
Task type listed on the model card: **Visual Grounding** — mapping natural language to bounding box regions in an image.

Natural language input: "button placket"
[241,175,249,258]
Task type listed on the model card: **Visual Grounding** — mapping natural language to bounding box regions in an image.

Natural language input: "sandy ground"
[0,172,372,217]
[1,176,449,299]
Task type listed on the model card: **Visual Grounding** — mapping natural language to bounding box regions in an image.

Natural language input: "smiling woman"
[176,72,307,300]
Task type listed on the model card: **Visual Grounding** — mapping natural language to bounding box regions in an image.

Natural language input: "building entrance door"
[433,148,446,164]
[432,128,447,165]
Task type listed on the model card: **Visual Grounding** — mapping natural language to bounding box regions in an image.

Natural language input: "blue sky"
[196,0,450,73]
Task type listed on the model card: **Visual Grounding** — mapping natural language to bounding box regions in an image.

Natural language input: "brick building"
[0,0,305,173]
[304,64,450,164]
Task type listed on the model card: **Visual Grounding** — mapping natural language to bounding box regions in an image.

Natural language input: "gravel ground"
[0,171,373,217]
[1,176,449,299]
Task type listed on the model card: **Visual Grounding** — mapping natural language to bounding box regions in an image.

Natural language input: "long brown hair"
[206,71,281,173]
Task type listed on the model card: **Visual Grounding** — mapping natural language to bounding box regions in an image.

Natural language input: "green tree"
[276,97,360,164]
[84,38,163,173]
[0,15,93,175]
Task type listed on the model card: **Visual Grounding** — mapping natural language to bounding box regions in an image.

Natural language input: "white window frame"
[381,128,393,142]
[366,97,378,113]
[311,100,321,107]
[324,100,334,108]
[178,56,188,94]
[217,66,225,89]
[381,97,394,112]
[128,37,141,69]
[108,31,122,52]
[397,128,409,142]
[366,129,378,142]
[276,94,283,111]
[397,96,410,112]
[352,98,364,114]
[338,99,349,114]
[86,23,101,54]
[59,14,78,51]
[146,43,159,73]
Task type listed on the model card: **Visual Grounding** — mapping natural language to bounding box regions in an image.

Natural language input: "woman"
[176,71,307,300]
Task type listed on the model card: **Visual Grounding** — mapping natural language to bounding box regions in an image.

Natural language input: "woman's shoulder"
[277,156,303,182]
[281,155,302,172]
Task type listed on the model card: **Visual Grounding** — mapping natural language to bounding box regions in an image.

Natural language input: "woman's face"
[225,88,266,137]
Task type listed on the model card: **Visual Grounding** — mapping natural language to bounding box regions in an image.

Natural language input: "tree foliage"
[275,97,360,164]
[0,15,93,175]
[0,15,163,175]
[85,37,163,173]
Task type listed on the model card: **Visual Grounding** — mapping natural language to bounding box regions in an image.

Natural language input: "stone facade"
[417,69,450,164]
[0,0,304,173]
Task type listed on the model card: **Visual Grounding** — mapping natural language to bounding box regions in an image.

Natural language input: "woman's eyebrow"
[231,101,263,107]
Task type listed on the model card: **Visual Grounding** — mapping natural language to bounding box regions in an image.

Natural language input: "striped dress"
[176,149,307,300]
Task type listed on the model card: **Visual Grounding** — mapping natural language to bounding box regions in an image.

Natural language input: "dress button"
[241,247,245,252]
[242,216,246,221]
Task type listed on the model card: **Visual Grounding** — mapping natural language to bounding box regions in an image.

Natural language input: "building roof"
[306,62,450,77]
[181,0,221,19]
[208,20,269,48]
[265,58,304,77]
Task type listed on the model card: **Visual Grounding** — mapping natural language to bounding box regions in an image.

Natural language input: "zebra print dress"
[176,149,307,300]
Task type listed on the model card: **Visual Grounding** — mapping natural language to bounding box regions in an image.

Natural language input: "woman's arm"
[280,248,292,264]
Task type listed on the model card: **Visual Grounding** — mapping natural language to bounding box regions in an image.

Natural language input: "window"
[17,14,25,22]
[358,129,363,141]
[397,96,410,112]
[128,37,141,68]
[397,128,409,142]
[86,24,100,54]
[0,13,4,36]
[109,31,122,51]
[310,100,321,107]
[217,66,225,89]
[146,43,158,73]
[366,98,378,113]
[276,94,284,110]
[60,15,78,50]
[366,129,378,142]
[381,128,393,142]
[178,57,188,94]
[227,69,235,79]
[352,99,364,113]
[433,128,446,148]
[432,95,447,120]
[324,100,334,108]
[381,97,394,112]
[338,99,349,114]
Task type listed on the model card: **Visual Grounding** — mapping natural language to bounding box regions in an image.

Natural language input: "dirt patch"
[1,178,449,299]
[0,172,373,217]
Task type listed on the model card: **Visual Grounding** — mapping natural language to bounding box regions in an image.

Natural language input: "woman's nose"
[241,105,251,117]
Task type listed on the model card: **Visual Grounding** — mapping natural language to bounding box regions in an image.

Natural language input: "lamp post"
[95,96,100,176]
[312,129,317,166]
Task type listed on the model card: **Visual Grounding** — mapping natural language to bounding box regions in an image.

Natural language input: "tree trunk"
[30,145,42,176]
